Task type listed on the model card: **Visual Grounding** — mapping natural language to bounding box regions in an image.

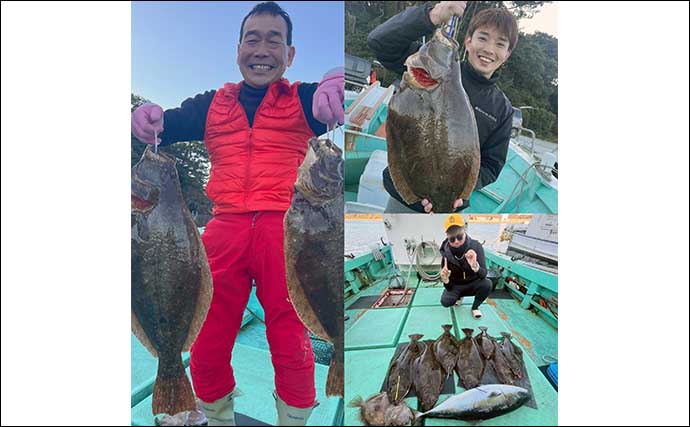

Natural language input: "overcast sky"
[519,2,559,37]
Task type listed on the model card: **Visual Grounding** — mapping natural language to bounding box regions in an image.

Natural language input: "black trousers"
[440,278,492,310]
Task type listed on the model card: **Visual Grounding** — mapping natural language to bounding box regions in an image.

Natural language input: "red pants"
[190,212,316,408]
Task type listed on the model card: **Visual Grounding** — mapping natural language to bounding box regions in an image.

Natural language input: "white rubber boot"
[274,391,318,426]
[199,388,243,426]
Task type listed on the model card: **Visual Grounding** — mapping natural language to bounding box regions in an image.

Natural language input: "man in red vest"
[131,2,343,425]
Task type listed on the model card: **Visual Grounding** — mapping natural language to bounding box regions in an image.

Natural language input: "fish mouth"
[144,145,175,162]
[294,138,343,201]
[409,67,438,87]
[403,30,457,90]
[308,137,342,158]
[131,195,154,212]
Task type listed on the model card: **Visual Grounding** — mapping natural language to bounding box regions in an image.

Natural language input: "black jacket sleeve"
[476,106,513,189]
[382,167,427,213]
[159,90,216,146]
[297,82,327,137]
[367,3,436,75]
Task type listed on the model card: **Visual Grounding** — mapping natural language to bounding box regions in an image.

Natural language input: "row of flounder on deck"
[349,325,529,425]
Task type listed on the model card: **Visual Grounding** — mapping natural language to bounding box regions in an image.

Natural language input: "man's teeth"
[251,65,273,70]
[479,56,494,64]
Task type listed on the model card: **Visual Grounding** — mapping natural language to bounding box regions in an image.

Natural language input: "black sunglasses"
[448,233,465,243]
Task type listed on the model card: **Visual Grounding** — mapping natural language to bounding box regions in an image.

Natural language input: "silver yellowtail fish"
[417,384,529,420]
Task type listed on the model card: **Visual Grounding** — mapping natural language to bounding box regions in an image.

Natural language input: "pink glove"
[131,103,164,145]
[312,66,344,129]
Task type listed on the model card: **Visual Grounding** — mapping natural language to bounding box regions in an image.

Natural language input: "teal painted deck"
[131,287,343,425]
[344,281,557,426]
[131,341,342,426]
[344,143,558,214]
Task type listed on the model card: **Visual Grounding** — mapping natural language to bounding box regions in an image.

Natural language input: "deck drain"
[346,295,381,310]
[374,289,415,308]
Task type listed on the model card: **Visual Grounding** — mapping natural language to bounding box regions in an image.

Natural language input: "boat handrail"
[344,127,387,142]
[345,79,369,89]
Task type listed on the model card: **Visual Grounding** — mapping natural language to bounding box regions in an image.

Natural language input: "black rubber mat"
[538,364,558,391]
[488,288,515,300]
[346,295,381,310]
[235,413,270,426]
[380,340,456,398]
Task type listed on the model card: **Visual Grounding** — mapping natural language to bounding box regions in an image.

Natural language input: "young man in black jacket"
[439,214,492,319]
[367,1,518,213]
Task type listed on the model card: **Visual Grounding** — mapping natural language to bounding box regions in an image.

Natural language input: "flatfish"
[411,341,444,412]
[434,324,459,378]
[455,328,484,389]
[386,29,480,212]
[131,147,213,416]
[284,137,344,397]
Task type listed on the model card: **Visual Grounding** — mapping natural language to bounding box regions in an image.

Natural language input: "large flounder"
[131,147,213,416]
[284,137,344,397]
[386,29,480,212]
[385,333,424,403]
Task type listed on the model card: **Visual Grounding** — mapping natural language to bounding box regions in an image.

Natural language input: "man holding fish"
[131,2,343,425]
[368,1,519,213]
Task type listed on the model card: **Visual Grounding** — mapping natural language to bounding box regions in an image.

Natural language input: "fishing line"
[457,1,479,59]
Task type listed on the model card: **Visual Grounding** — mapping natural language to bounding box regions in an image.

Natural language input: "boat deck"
[131,289,344,426]
[344,277,557,426]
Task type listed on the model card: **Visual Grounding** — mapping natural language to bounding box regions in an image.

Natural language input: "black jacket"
[157,83,326,146]
[368,3,513,212]
[440,235,487,289]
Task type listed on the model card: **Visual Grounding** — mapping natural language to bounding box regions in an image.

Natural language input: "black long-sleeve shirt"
[440,235,488,288]
[158,82,326,146]
[368,3,514,212]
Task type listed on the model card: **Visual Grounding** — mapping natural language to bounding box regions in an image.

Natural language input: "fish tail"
[347,396,364,408]
[441,324,453,332]
[325,357,344,397]
[409,333,424,341]
[152,361,195,416]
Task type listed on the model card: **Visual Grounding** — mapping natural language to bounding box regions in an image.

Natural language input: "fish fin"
[388,160,421,205]
[132,311,158,357]
[326,356,344,397]
[182,235,213,352]
[152,366,196,416]
[347,396,364,408]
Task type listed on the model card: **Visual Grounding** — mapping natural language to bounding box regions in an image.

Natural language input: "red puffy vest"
[204,79,315,214]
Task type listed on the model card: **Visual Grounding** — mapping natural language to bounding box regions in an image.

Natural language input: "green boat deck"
[131,288,344,426]
[344,275,557,425]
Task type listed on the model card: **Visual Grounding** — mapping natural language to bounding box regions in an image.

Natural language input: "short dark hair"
[239,2,293,46]
[447,225,464,235]
[467,7,519,51]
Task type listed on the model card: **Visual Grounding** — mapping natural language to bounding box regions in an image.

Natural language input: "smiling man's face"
[237,13,295,89]
[465,25,512,79]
